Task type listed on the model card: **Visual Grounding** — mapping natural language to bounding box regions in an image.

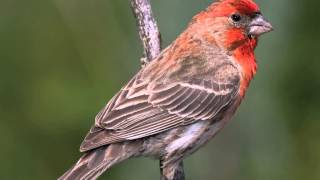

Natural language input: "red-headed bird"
[59,0,272,179]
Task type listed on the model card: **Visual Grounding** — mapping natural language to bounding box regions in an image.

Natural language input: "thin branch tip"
[130,0,161,65]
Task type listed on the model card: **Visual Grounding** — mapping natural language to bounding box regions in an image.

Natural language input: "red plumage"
[59,0,272,179]
[208,0,260,16]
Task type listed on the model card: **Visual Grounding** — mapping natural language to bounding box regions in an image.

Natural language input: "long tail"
[59,143,140,180]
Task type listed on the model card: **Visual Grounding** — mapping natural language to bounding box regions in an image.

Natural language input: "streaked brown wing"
[80,72,240,152]
[148,79,238,120]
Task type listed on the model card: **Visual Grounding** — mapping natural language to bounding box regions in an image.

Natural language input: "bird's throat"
[225,30,258,97]
[235,40,257,97]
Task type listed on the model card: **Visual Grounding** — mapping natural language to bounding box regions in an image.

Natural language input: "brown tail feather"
[59,142,141,180]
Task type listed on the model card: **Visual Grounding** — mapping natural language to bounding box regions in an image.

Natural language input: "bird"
[59,0,273,179]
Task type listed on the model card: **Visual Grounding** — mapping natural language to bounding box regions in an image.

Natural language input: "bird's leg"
[160,160,185,180]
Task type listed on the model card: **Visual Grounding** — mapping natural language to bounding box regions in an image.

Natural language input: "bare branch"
[130,1,185,180]
[160,161,185,180]
[130,0,161,65]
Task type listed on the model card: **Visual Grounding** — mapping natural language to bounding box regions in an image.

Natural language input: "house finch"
[59,0,273,179]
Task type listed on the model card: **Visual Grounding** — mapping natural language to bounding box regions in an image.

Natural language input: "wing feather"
[80,65,240,152]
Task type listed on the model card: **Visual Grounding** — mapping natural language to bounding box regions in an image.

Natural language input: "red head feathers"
[208,0,260,17]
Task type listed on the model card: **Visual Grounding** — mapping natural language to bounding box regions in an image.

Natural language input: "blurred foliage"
[0,0,319,179]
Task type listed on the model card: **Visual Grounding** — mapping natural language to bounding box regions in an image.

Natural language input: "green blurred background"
[0,0,319,179]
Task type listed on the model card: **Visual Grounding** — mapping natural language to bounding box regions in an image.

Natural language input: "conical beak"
[248,14,273,37]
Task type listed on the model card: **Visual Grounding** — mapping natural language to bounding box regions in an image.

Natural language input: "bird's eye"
[231,14,242,22]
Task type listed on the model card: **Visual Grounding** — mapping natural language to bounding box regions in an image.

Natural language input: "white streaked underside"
[166,122,205,153]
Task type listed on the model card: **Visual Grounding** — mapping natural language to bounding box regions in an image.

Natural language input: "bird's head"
[191,0,273,50]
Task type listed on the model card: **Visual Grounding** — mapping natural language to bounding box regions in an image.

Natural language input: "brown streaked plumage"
[59,0,272,180]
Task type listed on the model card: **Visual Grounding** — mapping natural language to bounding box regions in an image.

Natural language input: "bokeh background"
[1,0,319,179]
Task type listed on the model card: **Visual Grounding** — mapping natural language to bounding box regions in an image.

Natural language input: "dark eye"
[231,14,242,22]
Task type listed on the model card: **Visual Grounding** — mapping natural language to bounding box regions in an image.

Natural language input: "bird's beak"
[248,14,273,37]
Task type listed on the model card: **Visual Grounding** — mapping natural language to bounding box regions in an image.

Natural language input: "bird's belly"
[165,119,226,158]
[166,121,211,154]
[142,97,242,160]
[141,121,214,159]
[163,97,242,160]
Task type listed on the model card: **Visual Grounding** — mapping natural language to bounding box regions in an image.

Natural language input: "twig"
[160,161,185,180]
[130,0,161,65]
[130,1,185,180]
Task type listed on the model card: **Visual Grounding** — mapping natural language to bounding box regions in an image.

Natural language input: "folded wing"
[80,66,240,152]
